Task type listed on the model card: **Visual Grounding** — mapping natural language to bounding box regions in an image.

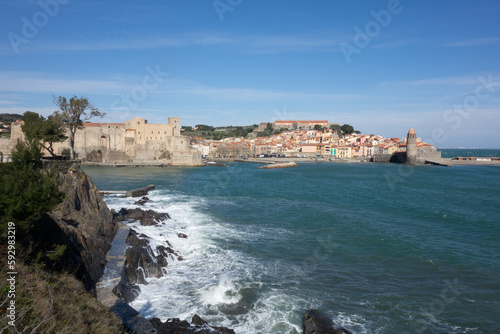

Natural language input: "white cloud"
[444,37,500,47]
[0,32,347,55]
[381,73,500,88]
[0,71,129,94]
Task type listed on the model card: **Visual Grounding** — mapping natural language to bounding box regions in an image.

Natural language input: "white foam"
[198,274,242,305]
[103,189,364,334]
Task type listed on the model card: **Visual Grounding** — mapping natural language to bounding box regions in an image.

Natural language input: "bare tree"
[53,96,105,159]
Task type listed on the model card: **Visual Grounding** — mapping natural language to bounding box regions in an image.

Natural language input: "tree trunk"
[70,130,76,160]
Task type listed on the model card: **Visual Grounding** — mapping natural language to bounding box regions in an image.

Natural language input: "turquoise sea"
[84,149,500,334]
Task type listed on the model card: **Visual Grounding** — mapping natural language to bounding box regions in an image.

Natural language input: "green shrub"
[0,140,65,244]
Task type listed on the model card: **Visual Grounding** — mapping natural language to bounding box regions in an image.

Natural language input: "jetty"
[100,185,155,198]
[426,158,500,166]
[258,162,299,169]
[205,162,227,167]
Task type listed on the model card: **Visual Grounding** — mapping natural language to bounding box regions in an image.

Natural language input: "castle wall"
[3,117,201,166]
[0,138,12,152]
[417,146,442,162]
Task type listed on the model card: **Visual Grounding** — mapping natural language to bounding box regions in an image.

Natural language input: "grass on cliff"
[0,246,128,334]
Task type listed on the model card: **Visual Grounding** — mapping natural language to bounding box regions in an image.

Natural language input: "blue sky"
[1,0,499,147]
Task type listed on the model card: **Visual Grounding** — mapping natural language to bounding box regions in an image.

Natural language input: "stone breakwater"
[258,161,299,169]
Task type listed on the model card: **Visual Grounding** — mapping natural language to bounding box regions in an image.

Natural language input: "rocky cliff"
[37,161,117,291]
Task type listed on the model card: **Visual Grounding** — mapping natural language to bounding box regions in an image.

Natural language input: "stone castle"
[0,117,202,166]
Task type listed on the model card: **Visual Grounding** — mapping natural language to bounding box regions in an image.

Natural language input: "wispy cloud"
[0,71,362,104]
[444,37,500,47]
[239,34,344,54]
[371,38,422,49]
[0,31,346,55]
[29,34,233,53]
[386,74,499,86]
[163,84,361,101]
[0,71,130,94]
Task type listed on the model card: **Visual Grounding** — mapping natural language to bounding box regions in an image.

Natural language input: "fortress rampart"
[0,117,202,166]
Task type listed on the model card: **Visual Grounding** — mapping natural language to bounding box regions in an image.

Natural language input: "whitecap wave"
[103,189,364,334]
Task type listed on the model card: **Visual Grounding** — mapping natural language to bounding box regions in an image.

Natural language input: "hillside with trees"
[0,113,23,124]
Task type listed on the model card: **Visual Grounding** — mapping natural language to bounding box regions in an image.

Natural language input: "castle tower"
[406,128,417,164]
[168,117,180,136]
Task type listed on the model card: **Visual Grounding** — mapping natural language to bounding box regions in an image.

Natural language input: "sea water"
[84,150,500,333]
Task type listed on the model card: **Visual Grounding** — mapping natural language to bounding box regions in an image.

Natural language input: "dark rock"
[118,207,170,226]
[151,318,191,334]
[156,245,170,267]
[134,196,150,206]
[112,275,141,304]
[191,314,207,326]
[126,229,150,247]
[34,163,116,291]
[212,327,236,334]
[156,254,169,267]
[157,245,175,255]
[150,315,235,334]
[114,229,179,303]
[124,245,164,285]
[178,233,188,238]
[150,317,163,330]
[304,309,352,334]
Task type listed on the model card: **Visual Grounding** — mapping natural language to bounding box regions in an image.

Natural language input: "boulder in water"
[150,314,235,334]
[117,207,170,226]
[304,309,353,334]
[134,196,151,206]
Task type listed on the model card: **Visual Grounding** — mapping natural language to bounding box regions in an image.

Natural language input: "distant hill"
[0,113,23,124]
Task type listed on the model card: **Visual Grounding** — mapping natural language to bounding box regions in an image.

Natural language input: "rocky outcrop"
[304,310,353,334]
[112,208,177,303]
[111,229,168,303]
[134,196,151,206]
[37,161,117,291]
[150,314,235,334]
[117,207,171,226]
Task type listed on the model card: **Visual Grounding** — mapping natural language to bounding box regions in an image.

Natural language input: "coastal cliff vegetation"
[0,137,125,333]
